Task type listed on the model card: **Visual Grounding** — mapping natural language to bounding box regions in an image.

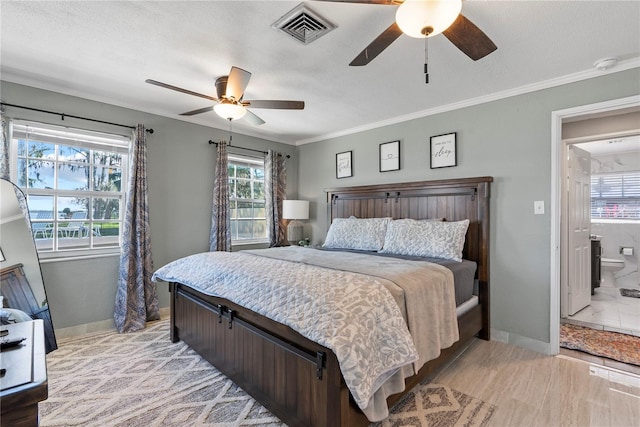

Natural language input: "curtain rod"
[208,140,290,158]
[0,102,154,133]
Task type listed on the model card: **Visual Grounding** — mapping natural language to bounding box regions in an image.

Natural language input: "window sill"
[231,240,270,251]
[232,239,269,246]
[38,248,120,263]
[591,219,640,225]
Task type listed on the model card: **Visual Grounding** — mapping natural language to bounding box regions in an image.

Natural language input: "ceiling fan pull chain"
[424,37,429,84]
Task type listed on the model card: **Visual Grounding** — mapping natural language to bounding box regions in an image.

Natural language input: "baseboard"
[55,306,171,338]
[491,328,554,355]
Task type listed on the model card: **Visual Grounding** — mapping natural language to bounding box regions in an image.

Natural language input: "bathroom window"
[591,172,640,220]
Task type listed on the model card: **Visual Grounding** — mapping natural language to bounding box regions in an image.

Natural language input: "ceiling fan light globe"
[396,0,462,38]
[214,101,247,120]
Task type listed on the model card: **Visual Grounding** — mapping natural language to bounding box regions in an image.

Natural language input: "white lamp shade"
[395,0,462,38]
[214,101,247,120]
[282,200,309,220]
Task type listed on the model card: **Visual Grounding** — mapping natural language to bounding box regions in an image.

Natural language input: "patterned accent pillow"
[380,218,470,261]
[322,217,392,251]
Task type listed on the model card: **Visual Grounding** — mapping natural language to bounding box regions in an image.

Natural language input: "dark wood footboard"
[170,281,484,427]
[171,282,348,427]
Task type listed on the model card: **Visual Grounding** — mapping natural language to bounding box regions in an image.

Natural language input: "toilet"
[601,257,625,287]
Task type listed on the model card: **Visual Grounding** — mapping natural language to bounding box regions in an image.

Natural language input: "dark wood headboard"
[325,176,492,336]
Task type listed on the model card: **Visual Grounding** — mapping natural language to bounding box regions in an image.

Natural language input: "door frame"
[550,95,640,354]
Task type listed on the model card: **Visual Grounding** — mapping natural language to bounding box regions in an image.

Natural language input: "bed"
[153,176,492,427]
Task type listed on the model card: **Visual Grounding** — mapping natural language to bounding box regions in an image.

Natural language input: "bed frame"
[169,176,492,427]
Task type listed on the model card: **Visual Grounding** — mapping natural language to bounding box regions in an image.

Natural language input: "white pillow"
[380,218,470,261]
[322,217,391,251]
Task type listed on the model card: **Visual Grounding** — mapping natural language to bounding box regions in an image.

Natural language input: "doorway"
[563,136,640,334]
[550,95,640,355]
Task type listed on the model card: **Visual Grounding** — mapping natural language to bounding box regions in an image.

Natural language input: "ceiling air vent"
[272,3,336,45]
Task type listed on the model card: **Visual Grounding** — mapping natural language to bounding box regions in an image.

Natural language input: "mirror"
[0,178,57,353]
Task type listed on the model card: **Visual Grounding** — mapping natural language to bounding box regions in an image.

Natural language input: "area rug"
[620,288,640,298]
[40,319,495,427]
[560,323,640,366]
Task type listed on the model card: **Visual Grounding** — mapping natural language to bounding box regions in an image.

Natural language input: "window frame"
[9,120,131,260]
[227,153,268,245]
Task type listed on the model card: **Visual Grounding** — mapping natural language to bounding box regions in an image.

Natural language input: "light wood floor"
[431,339,640,427]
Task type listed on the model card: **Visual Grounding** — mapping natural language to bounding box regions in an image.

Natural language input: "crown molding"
[295,57,640,146]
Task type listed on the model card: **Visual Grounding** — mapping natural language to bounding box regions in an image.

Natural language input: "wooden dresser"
[0,320,48,427]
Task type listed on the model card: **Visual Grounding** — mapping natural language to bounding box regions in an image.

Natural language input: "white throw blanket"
[152,247,459,421]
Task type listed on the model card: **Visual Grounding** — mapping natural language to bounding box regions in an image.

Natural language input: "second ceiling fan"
[316,0,497,66]
[146,66,304,126]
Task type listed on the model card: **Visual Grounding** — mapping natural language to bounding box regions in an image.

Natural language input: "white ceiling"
[577,134,640,156]
[1,1,639,145]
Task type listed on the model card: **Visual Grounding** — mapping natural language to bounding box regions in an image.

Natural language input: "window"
[227,154,267,243]
[11,120,130,257]
[591,172,640,220]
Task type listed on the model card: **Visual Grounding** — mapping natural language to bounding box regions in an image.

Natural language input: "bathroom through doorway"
[552,96,640,372]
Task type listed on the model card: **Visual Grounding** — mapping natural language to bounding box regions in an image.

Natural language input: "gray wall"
[1,81,298,330]
[297,69,640,348]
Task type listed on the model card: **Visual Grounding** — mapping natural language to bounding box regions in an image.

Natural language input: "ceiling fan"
[145,66,305,126]
[315,0,497,66]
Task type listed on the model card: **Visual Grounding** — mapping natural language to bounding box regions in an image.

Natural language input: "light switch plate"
[534,201,545,215]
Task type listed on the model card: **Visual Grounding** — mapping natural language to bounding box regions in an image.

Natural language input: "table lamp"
[282,200,309,245]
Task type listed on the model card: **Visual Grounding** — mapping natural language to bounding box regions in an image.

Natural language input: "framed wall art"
[379,140,400,172]
[336,150,353,179]
[430,132,457,168]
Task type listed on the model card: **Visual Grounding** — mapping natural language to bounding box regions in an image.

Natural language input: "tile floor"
[566,285,640,336]
[434,339,640,427]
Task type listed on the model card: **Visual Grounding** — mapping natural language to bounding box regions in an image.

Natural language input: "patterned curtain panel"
[209,140,231,251]
[0,106,10,180]
[114,125,160,333]
[265,150,287,247]
[14,186,32,232]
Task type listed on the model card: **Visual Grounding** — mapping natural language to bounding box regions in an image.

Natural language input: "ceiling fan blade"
[145,79,217,101]
[243,100,305,110]
[442,14,497,61]
[226,67,252,100]
[242,110,266,126]
[349,22,403,66]
[180,106,214,116]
